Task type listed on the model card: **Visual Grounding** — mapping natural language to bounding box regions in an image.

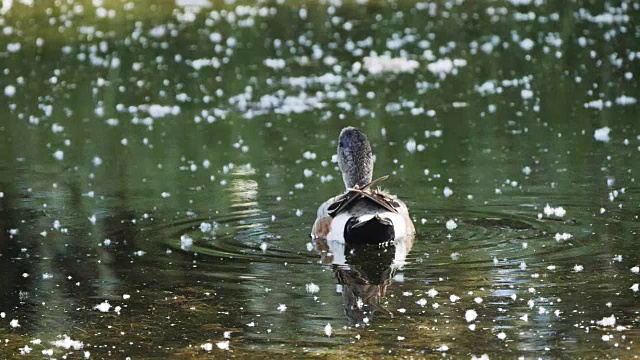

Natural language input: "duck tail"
[344,214,395,245]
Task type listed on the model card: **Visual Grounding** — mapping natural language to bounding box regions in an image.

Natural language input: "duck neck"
[341,160,372,189]
[337,127,374,189]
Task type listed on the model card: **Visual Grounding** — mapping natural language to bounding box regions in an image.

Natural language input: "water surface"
[1,0,639,358]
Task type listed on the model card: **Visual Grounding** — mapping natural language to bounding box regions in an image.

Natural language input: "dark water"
[1,0,639,358]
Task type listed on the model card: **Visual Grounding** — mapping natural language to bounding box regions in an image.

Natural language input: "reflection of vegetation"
[0,333,29,357]
[0,285,239,358]
[1,0,637,214]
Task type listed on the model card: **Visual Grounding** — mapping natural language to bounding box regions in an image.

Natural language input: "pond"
[1,0,639,358]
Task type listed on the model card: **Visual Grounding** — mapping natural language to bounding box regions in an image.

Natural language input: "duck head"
[337,127,373,189]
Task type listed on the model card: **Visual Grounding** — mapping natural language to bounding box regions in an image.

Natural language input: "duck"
[311,127,415,245]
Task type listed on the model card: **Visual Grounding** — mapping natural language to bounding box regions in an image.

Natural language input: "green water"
[1,0,639,358]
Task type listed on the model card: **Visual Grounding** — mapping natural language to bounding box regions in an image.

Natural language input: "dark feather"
[328,175,400,218]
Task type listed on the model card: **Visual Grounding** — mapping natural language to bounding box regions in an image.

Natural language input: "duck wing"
[359,190,401,213]
[327,176,400,217]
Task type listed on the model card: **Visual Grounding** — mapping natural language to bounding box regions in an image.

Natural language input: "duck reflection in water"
[311,127,416,324]
[313,236,414,325]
